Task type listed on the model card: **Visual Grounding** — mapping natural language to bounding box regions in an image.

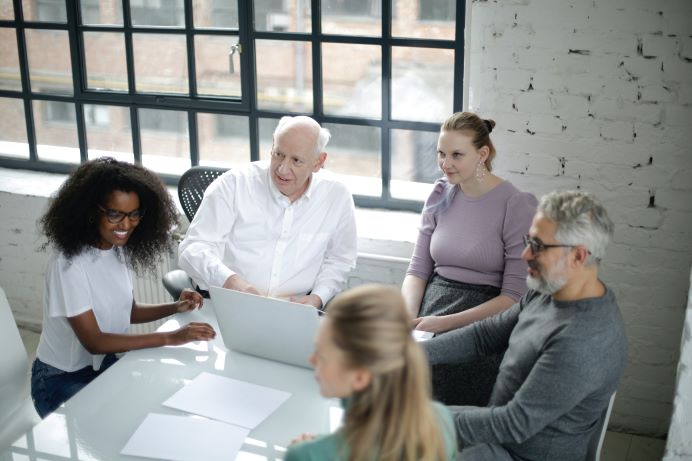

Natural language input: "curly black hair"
[40,157,179,272]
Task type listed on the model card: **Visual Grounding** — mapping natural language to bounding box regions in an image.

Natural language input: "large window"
[0,0,463,211]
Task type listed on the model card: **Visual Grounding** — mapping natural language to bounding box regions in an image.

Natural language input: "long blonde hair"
[327,284,450,461]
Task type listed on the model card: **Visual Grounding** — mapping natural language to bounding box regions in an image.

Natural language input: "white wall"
[663,270,692,460]
[464,0,692,437]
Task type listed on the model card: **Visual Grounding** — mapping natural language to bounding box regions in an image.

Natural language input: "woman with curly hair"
[286,284,457,461]
[31,157,215,418]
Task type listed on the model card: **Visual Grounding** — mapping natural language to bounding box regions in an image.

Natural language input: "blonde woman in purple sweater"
[402,112,537,406]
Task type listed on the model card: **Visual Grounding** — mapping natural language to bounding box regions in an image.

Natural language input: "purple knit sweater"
[407,179,538,301]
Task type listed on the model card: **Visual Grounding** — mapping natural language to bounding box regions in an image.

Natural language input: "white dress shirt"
[178,161,357,305]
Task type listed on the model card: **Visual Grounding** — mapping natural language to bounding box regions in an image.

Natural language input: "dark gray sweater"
[424,286,627,461]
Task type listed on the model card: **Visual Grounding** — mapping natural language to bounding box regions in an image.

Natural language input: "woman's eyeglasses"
[98,205,145,224]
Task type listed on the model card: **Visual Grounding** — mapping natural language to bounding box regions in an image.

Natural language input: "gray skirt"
[420,273,502,406]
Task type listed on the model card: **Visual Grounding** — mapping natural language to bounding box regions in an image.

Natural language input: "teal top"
[284,401,457,461]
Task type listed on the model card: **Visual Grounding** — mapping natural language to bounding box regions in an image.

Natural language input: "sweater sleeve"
[451,311,610,447]
[424,300,521,365]
[406,179,447,280]
[500,191,538,300]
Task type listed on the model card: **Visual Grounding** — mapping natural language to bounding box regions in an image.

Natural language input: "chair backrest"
[0,287,30,419]
[584,392,616,461]
[178,166,229,223]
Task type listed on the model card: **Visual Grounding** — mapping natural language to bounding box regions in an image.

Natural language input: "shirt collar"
[266,168,319,205]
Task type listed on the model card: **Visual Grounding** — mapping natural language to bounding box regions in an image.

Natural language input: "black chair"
[162,166,228,300]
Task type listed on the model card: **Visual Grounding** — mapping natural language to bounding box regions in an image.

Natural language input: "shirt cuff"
[310,286,333,309]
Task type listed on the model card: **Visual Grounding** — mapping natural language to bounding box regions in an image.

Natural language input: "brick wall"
[465,0,692,436]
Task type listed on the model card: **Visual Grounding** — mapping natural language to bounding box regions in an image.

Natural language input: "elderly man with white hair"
[179,116,357,309]
[424,190,627,461]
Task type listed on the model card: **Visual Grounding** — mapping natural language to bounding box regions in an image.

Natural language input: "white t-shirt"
[36,247,134,372]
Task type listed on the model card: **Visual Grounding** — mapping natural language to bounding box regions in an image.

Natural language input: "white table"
[0,303,339,461]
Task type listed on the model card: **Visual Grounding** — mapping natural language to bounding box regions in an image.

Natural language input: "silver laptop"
[209,286,320,369]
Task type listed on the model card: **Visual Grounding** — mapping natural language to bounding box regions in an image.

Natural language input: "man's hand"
[174,288,204,313]
[290,294,323,309]
[223,274,261,295]
[412,315,452,334]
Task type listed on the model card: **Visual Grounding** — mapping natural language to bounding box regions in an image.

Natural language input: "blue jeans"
[30,354,118,418]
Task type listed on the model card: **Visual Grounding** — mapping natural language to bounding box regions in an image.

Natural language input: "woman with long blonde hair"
[285,284,456,461]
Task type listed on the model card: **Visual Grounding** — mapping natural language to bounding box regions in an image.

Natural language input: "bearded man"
[423,190,627,461]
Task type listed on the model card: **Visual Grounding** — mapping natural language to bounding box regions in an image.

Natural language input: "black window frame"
[0,0,464,212]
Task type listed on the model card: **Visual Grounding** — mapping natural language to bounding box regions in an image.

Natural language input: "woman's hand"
[289,433,316,446]
[175,288,204,313]
[412,315,452,334]
[166,322,216,345]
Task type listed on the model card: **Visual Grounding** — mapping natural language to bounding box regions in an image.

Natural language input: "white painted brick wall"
[663,271,692,460]
[467,0,692,438]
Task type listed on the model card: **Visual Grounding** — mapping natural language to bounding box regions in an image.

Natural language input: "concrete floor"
[18,327,667,460]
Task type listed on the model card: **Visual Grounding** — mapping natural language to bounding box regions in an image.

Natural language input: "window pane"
[84,32,128,92]
[22,0,66,22]
[80,0,124,25]
[193,0,238,29]
[322,0,381,37]
[130,0,184,27]
[25,29,73,95]
[0,28,22,91]
[254,0,310,33]
[133,33,188,94]
[0,97,29,159]
[0,0,14,20]
[138,108,190,175]
[195,35,241,98]
[391,46,453,123]
[392,0,455,40]
[84,104,134,163]
[33,100,80,163]
[322,43,381,118]
[197,113,249,168]
[323,122,381,197]
[390,128,439,200]
[258,117,277,162]
[256,40,312,113]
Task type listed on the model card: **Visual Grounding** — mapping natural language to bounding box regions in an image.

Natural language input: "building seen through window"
[0,0,461,211]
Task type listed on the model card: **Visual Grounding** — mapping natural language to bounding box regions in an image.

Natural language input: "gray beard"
[526,257,569,295]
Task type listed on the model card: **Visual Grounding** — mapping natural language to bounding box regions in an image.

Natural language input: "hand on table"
[290,433,317,446]
[223,274,261,295]
[412,315,452,334]
[289,294,323,310]
[166,322,216,345]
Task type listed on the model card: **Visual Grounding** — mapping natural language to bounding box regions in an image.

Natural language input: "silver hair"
[538,190,614,266]
[274,115,331,156]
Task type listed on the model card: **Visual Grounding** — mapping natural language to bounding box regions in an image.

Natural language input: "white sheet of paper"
[121,413,248,461]
[412,329,434,341]
[163,372,291,429]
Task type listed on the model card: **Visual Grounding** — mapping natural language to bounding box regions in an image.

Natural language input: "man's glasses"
[522,235,578,255]
[98,205,145,224]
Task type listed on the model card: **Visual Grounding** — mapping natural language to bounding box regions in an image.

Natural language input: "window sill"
[0,167,418,259]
